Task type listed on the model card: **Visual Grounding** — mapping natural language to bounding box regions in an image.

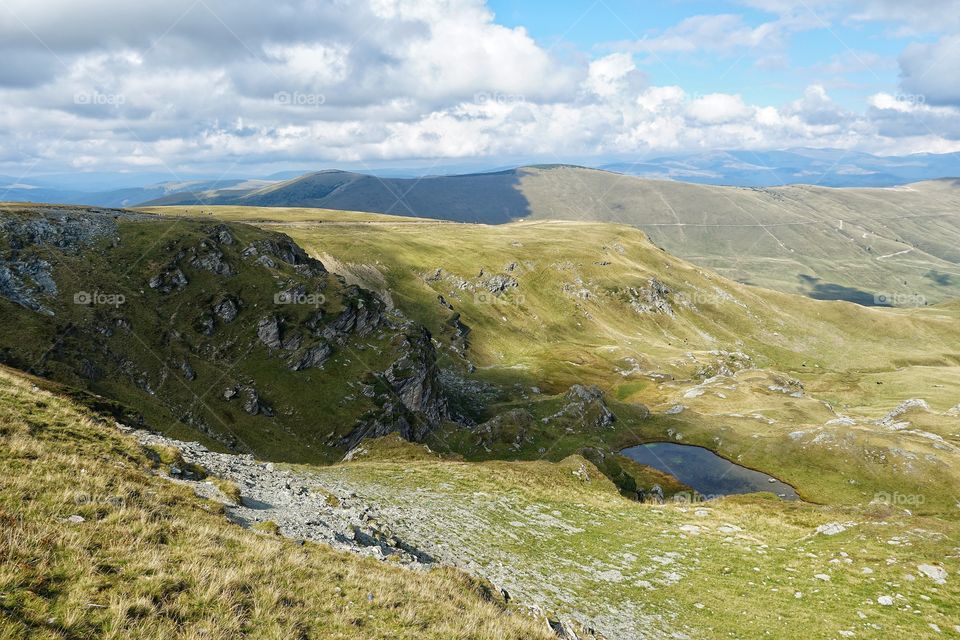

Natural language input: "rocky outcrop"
[241,236,327,277]
[342,326,450,449]
[626,278,674,316]
[0,207,122,314]
[223,385,273,417]
[213,296,240,323]
[877,398,931,429]
[257,314,284,349]
[288,343,333,371]
[543,385,617,431]
[148,265,189,294]
[321,287,384,343]
[383,326,448,427]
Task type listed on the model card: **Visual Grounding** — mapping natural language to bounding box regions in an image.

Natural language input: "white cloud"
[686,94,754,125]
[898,35,960,106]
[0,0,959,173]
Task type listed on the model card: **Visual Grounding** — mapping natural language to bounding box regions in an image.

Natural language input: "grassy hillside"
[143,166,960,304]
[517,167,960,305]
[312,435,960,640]
[0,204,456,465]
[138,206,960,511]
[0,366,551,640]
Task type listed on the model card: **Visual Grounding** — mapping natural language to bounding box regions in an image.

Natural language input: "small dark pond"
[621,442,799,500]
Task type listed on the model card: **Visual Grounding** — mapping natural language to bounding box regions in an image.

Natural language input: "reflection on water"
[621,442,799,500]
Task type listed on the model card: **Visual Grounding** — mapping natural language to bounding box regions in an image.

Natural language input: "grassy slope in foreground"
[141,206,960,512]
[312,435,960,640]
[0,366,550,640]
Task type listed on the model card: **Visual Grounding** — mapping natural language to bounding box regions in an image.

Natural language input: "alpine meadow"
[1,2,959,639]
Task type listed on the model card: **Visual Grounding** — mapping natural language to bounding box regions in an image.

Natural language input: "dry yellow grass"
[0,367,552,640]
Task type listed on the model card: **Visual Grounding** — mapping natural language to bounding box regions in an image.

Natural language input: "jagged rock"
[382,326,448,428]
[257,315,284,349]
[543,385,619,430]
[190,244,234,276]
[213,296,240,323]
[148,265,188,294]
[223,385,239,400]
[341,325,449,448]
[210,225,235,246]
[241,386,272,416]
[180,360,196,381]
[243,236,327,276]
[289,343,333,371]
[0,260,57,314]
[486,274,518,295]
[322,289,383,343]
[627,278,674,316]
[195,313,215,336]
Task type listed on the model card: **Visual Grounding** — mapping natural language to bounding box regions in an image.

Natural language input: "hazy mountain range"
[4,148,960,208]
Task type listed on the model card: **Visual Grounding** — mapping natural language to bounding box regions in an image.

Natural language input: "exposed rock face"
[288,343,333,371]
[0,207,121,314]
[627,278,674,316]
[383,326,449,428]
[213,296,240,323]
[321,288,383,343]
[189,244,234,276]
[475,409,536,450]
[257,315,284,349]
[242,237,327,277]
[148,265,189,293]
[544,385,617,430]
[0,259,58,314]
[240,386,273,416]
[342,326,450,449]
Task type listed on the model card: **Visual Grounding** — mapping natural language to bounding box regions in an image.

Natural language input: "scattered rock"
[917,564,948,584]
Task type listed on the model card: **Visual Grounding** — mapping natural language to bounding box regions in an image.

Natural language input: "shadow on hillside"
[346,170,531,223]
[798,274,888,306]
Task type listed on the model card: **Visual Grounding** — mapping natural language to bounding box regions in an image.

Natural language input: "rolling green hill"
[3,202,960,638]
[134,205,960,511]
[142,167,960,305]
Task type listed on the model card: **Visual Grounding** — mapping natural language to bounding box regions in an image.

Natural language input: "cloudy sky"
[1,0,959,178]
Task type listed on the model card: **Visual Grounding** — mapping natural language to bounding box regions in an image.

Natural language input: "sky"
[1,0,959,179]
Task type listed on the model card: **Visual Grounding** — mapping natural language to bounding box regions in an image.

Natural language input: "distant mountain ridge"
[4,149,960,208]
[600,148,960,187]
[141,165,960,306]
